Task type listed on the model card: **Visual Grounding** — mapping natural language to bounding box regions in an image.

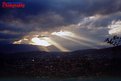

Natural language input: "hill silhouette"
[0,45,121,78]
[0,44,60,53]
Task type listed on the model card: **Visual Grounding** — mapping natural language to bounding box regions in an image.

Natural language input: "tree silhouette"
[105,35,121,46]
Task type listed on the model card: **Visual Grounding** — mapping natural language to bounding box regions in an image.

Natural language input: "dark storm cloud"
[1,0,121,23]
[0,23,26,40]
[0,0,121,44]
[0,23,24,32]
[79,12,121,28]
[0,39,12,44]
[0,32,23,39]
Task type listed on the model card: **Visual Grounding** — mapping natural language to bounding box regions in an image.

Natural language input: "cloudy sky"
[0,0,121,51]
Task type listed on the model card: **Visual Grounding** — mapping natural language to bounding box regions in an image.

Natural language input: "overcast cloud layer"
[0,0,121,45]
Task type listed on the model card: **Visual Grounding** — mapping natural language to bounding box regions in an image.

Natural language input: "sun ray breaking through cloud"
[43,37,70,52]
[52,31,99,43]
[39,46,50,52]
[52,31,99,49]
[58,35,98,49]
[68,34,103,46]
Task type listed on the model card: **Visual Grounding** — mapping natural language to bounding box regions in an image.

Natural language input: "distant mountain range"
[0,44,60,53]
[0,44,121,59]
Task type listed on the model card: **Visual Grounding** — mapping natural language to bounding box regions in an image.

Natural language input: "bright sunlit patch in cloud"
[108,20,121,35]
[31,37,51,47]
[13,40,22,44]
[52,31,73,37]
[78,15,101,27]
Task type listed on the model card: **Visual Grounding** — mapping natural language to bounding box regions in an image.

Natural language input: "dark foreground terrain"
[0,45,121,78]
